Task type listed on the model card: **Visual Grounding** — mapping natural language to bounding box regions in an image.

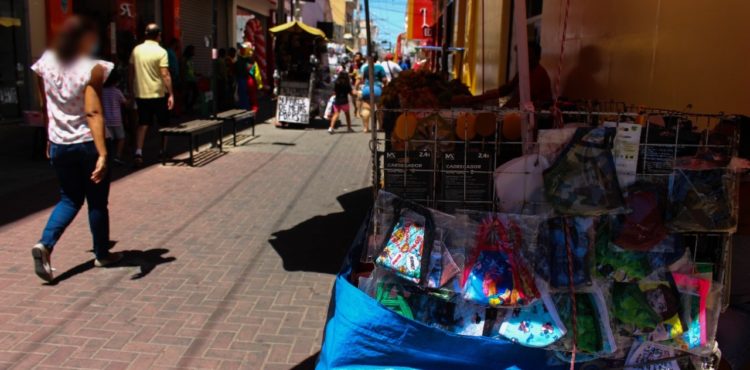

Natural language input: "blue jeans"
[40,141,111,259]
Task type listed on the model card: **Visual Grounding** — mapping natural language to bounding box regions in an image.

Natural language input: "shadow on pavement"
[269,187,372,274]
[0,98,276,228]
[291,352,319,369]
[46,248,176,285]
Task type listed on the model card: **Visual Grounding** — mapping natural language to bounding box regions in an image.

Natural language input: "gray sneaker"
[31,243,53,282]
[94,252,123,267]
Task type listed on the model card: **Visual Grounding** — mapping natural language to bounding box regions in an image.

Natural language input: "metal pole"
[364,0,378,198]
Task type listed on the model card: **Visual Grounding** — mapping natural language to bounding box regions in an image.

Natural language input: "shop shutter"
[180,0,212,76]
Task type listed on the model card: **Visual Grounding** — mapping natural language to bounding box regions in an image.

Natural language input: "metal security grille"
[180,0,212,76]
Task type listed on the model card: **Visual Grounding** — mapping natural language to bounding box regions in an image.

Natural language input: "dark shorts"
[136,97,169,126]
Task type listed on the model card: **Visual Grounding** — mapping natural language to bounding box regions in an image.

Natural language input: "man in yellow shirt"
[129,23,174,166]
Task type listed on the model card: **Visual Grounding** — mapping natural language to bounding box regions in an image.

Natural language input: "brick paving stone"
[0,118,373,369]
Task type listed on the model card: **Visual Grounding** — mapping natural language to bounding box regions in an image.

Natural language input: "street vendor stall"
[270,21,332,125]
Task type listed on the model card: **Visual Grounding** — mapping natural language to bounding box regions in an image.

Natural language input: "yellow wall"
[458,0,511,94]
[540,0,750,115]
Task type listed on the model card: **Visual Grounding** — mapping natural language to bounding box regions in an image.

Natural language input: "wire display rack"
[368,106,741,368]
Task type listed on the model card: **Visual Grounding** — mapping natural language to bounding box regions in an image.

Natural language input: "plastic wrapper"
[459,211,542,307]
[365,190,401,263]
[543,127,626,216]
[640,278,685,343]
[537,216,598,289]
[613,183,669,252]
[550,283,617,355]
[425,210,464,293]
[497,282,567,348]
[612,282,662,333]
[667,168,737,232]
[375,204,433,284]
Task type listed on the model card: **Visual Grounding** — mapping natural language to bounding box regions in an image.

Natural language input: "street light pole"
[364,0,377,198]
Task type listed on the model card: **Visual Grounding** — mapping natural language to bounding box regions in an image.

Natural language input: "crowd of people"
[326,51,421,134]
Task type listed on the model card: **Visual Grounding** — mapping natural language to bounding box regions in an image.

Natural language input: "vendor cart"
[269,21,333,125]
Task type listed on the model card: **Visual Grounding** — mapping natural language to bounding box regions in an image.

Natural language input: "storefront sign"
[406,0,434,40]
[46,0,74,43]
[277,96,310,124]
[116,0,137,33]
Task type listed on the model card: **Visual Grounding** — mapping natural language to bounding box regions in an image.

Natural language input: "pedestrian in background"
[129,23,174,167]
[30,15,121,282]
[358,54,387,133]
[328,71,354,134]
[180,45,198,114]
[102,69,129,165]
[379,53,402,84]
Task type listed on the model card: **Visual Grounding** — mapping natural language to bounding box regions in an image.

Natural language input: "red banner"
[46,0,74,44]
[116,0,137,33]
[406,0,433,40]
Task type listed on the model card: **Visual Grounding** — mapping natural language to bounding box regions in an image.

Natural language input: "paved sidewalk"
[0,119,373,369]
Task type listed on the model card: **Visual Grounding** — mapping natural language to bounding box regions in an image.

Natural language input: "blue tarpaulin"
[316,217,576,370]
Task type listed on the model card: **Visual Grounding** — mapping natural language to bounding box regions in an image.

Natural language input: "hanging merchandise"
[425,210,463,293]
[612,282,662,333]
[543,127,626,216]
[498,283,567,348]
[670,272,711,350]
[461,213,540,307]
[541,216,597,289]
[667,167,737,232]
[375,200,435,284]
[640,279,685,343]
[551,285,617,355]
[613,183,669,252]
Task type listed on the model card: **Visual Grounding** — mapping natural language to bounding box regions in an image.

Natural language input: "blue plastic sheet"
[316,216,572,370]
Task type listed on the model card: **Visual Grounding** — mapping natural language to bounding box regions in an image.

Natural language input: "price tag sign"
[383,150,433,202]
[440,151,493,212]
[277,96,310,124]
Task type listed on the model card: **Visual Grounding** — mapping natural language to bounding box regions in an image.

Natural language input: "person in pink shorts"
[328,72,353,134]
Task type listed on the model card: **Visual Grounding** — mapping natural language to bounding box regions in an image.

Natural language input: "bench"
[159,119,223,166]
[215,109,256,146]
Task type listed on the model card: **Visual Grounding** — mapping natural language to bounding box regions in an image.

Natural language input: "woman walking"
[328,72,353,134]
[30,16,121,282]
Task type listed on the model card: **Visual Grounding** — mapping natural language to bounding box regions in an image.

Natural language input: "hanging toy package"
[375,199,434,284]
[497,281,567,348]
[667,167,737,232]
[459,211,541,307]
[425,210,463,293]
[540,216,598,289]
[550,283,617,356]
[365,190,402,263]
[613,182,670,252]
[543,127,626,216]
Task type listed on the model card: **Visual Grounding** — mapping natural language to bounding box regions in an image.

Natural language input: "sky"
[365,0,408,47]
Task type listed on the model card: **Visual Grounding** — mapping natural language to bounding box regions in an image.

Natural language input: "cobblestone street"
[0,119,373,370]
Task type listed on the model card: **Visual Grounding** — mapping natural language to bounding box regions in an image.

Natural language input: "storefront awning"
[0,17,21,27]
[269,21,327,39]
